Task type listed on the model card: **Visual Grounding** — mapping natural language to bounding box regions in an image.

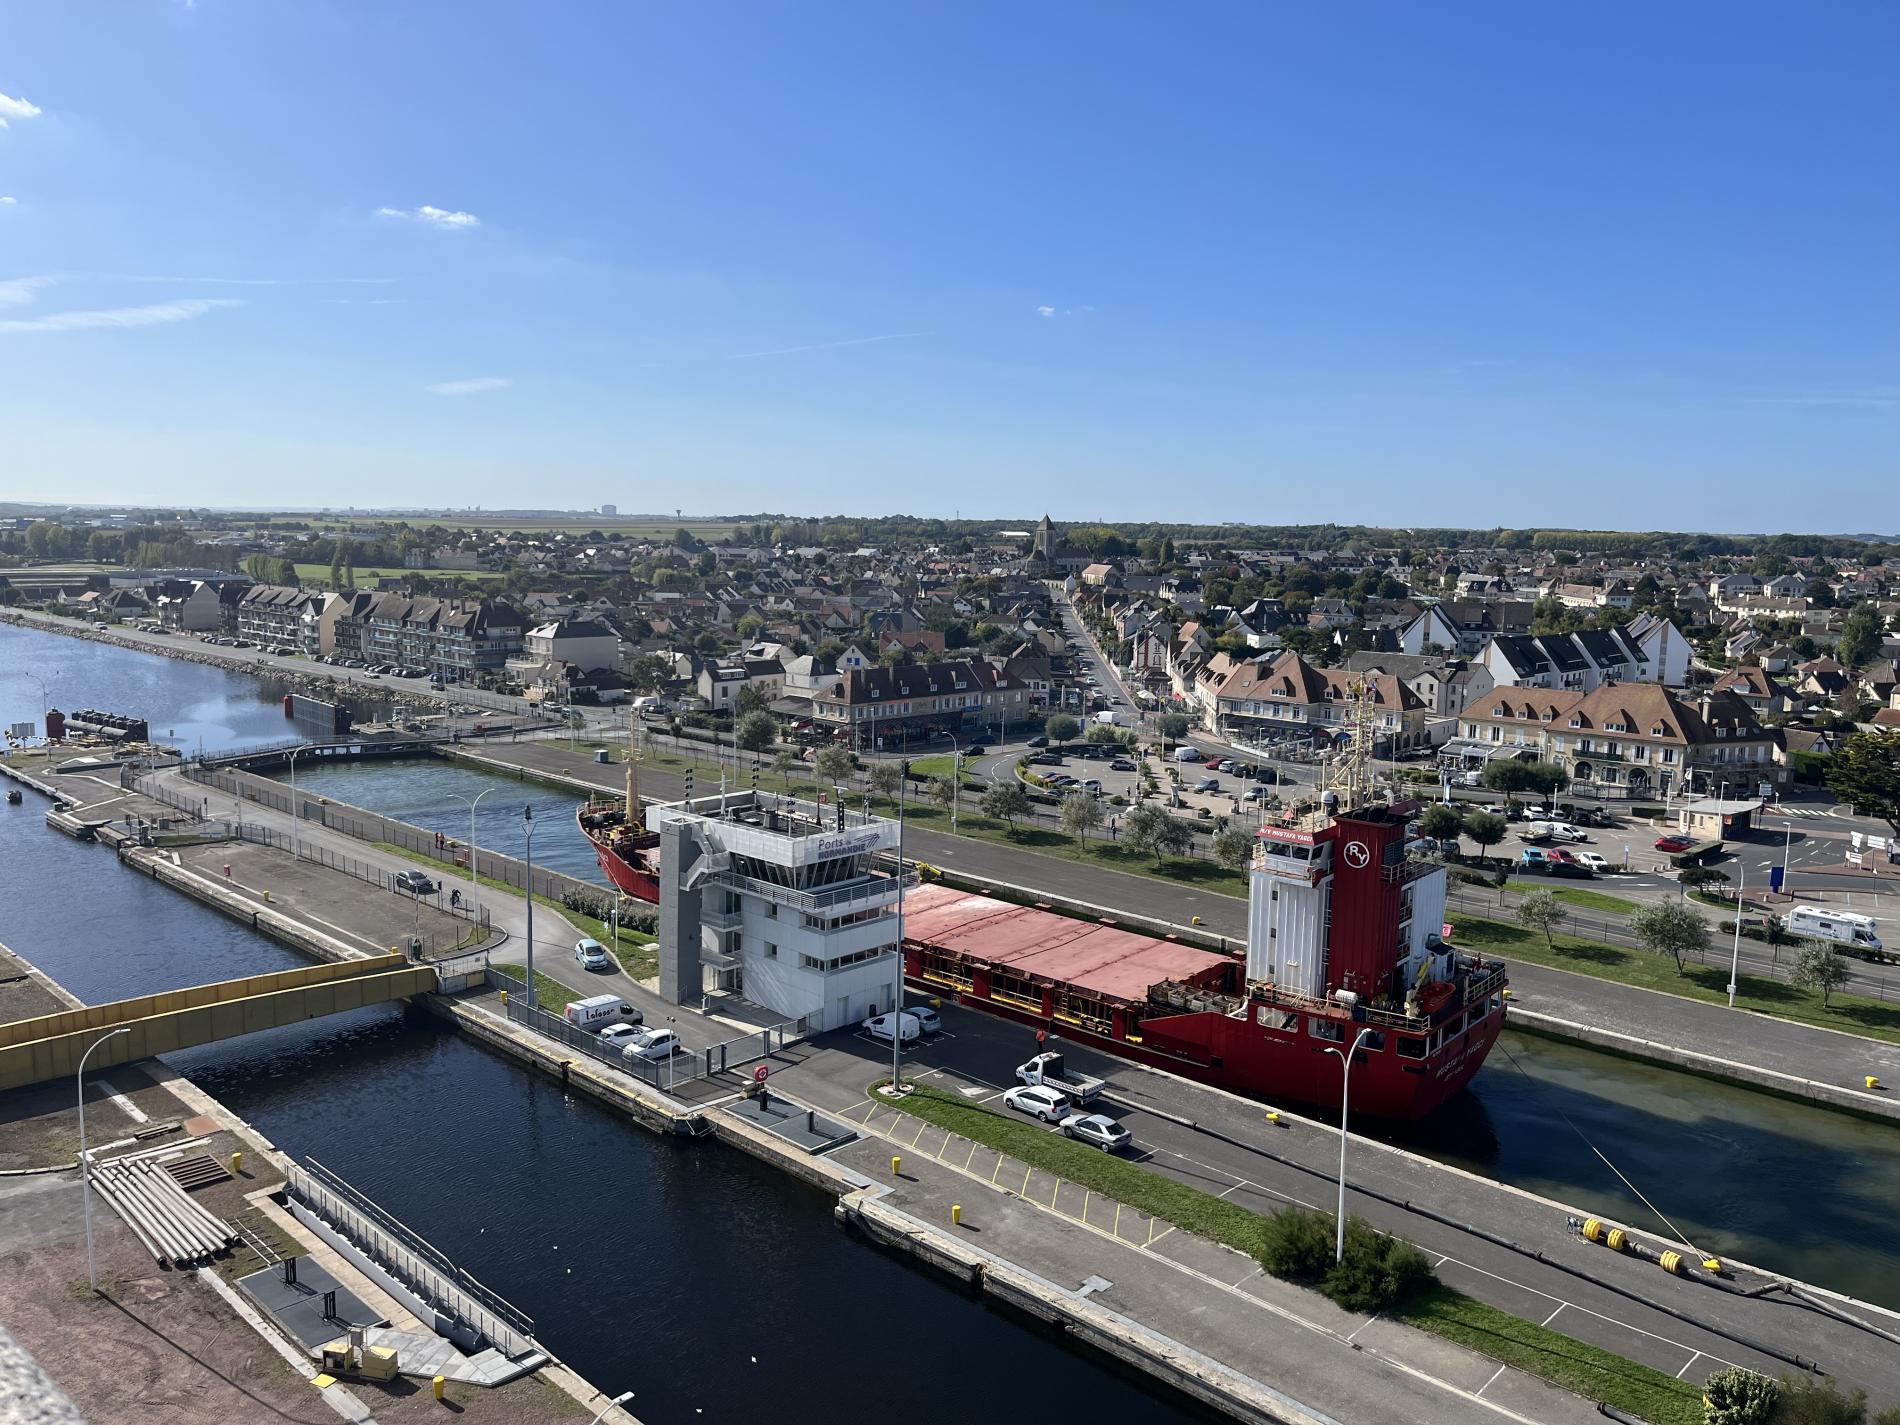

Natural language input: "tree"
[1084,722,1123,746]
[928,775,958,814]
[772,748,798,786]
[735,710,777,754]
[1792,941,1851,1009]
[735,682,771,717]
[1462,810,1507,863]
[1060,791,1105,842]
[813,745,854,788]
[1418,804,1464,844]
[1158,712,1191,741]
[1124,803,1192,864]
[1481,760,1535,801]
[1516,889,1568,948]
[1628,898,1710,972]
[1701,1367,1780,1425]
[627,654,673,694]
[1838,602,1883,669]
[1211,826,1253,870]
[982,781,1031,830]
[1045,714,1081,744]
[1828,730,1900,838]
[867,762,903,802]
[736,611,766,639]
[1523,759,1570,798]
[1677,866,1730,899]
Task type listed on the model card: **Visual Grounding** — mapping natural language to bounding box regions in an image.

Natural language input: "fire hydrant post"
[891,1155,901,1177]
[951,1204,962,1226]
[432,1375,445,1403]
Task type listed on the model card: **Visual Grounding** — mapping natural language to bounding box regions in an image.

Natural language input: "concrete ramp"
[0,954,436,1090]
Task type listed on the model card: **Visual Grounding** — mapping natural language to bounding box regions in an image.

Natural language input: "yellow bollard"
[891,1156,902,1177]
[500,990,508,1007]
[1867,1076,1882,1091]
[261,889,271,903]
[1701,1257,1723,1274]
[432,1375,445,1403]
[1659,1250,1683,1275]
[230,1150,242,1176]
[1266,1110,1280,1125]
[1502,987,1514,1000]
[951,1204,962,1226]
[1581,1217,1604,1243]
[1606,1227,1628,1252]
[1190,915,1203,926]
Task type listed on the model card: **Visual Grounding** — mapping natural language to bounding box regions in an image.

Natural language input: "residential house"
[809,660,1031,744]
[1477,628,1654,693]
[1202,650,1429,755]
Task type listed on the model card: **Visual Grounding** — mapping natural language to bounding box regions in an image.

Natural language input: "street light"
[1727,861,1746,1008]
[1321,1026,1375,1263]
[892,806,908,1096]
[446,788,495,918]
[587,1391,634,1424]
[79,1026,132,1293]
[285,742,312,863]
[522,803,537,1009]
[22,670,53,728]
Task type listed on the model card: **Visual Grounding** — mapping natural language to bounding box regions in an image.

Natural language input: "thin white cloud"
[1036,306,1055,318]
[0,275,58,308]
[103,273,402,287]
[0,298,241,335]
[725,332,918,361]
[376,205,480,230]
[0,93,42,129]
[324,297,408,306]
[1036,304,1093,318]
[427,376,510,395]
[0,196,17,206]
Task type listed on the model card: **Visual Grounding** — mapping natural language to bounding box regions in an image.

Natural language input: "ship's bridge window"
[1360,1030,1386,1053]
[1309,1018,1345,1043]
[1395,1035,1427,1060]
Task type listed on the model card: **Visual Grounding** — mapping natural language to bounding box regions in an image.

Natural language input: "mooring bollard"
[432,1375,445,1403]
[952,1204,962,1226]
[500,990,508,1007]
[891,1155,901,1177]
[230,1151,242,1175]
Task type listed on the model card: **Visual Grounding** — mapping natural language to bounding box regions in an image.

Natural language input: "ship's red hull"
[906,954,1503,1121]
[577,804,661,903]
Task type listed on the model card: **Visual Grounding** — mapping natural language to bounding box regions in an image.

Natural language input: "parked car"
[1655,834,1693,853]
[1546,822,1590,843]
[597,1022,646,1050]
[1026,735,1050,748]
[1243,786,1266,801]
[620,1028,681,1063]
[1519,847,1551,872]
[902,1003,941,1034]
[1216,760,1238,774]
[1080,778,1103,793]
[1061,1113,1132,1152]
[574,938,612,971]
[565,994,641,1030]
[863,1011,923,1043]
[1109,758,1136,772]
[1574,852,1612,873]
[393,869,437,895]
[1544,859,1596,879]
[1193,777,1221,793]
[961,744,985,757]
[1032,752,1064,766]
[1002,1085,1070,1122]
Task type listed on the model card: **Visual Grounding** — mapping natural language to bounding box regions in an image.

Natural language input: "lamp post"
[522,803,537,1009]
[951,750,961,832]
[1727,861,1746,1008]
[447,788,495,917]
[1322,1026,1375,1263]
[892,809,907,1095]
[79,1026,132,1294]
[588,1391,635,1425]
[285,742,311,862]
[23,670,53,729]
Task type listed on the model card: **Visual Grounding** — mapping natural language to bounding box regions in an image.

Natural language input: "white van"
[1788,907,1883,954]
[564,994,642,1031]
[1172,746,1205,763]
[863,1011,922,1043]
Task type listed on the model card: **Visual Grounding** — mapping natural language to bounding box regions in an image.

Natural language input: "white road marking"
[1476,1364,1509,1397]
[94,1079,149,1124]
[1540,1303,1566,1327]
[1676,1350,1703,1380]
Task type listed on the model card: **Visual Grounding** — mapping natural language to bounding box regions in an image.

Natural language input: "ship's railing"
[1462,962,1509,1006]
[1242,981,1430,1033]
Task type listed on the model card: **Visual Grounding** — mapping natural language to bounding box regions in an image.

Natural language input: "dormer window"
[1568,716,1581,728]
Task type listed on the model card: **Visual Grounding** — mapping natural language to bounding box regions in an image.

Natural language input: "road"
[772,998,1900,1409]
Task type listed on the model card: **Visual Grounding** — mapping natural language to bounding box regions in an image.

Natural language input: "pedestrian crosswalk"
[1778,807,1849,820]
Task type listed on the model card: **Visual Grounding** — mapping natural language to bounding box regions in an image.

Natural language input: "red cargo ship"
[577,745,661,902]
[902,741,1507,1119]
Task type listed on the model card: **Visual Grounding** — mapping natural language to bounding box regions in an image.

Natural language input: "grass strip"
[1394,1287,1701,1425]
[1449,910,1900,1043]
[884,1080,1703,1425]
[490,963,580,1010]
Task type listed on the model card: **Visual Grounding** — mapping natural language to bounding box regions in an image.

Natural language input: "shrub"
[1257,1206,1336,1284]
[1702,1366,1779,1425]
[1769,1373,1868,1425]
[1324,1216,1434,1312]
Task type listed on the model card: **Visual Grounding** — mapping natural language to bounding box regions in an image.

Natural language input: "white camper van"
[1787,907,1883,955]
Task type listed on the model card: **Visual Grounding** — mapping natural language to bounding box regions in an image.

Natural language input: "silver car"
[1061,1113,1132,1152]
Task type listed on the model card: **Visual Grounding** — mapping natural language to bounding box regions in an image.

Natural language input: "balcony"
[711,869,914,919]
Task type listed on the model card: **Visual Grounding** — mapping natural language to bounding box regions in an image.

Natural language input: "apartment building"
[1453,683,1782,797]
[1202,650,1429,754]
[808,659,1031,743]
[235,584,328,652]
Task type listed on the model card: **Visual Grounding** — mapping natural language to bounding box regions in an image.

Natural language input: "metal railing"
[285,1157,537,1358]
[710,868,913,917]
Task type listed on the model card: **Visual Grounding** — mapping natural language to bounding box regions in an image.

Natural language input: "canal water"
[8,625,1900,1322]
[0,621,392,755]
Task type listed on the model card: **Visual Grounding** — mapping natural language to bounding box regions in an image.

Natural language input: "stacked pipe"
[88,1149,238,1269]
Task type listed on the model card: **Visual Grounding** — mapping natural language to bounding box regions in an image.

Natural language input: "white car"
[1573,851,1612,873]
[1002,1085,1069,1123]
[863,1011,923,1043]
[574,938,612,971]
[620,1028,681,1063]
[597,1023,645,1050]
[1547,822,1590,843]
[1060,1113,1132,1152]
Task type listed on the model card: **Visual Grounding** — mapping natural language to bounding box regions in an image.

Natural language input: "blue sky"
[0,2,1894,530]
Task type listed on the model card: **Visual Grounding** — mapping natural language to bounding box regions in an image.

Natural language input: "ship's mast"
[1318,680,1379,817]
[624,718,641,820]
